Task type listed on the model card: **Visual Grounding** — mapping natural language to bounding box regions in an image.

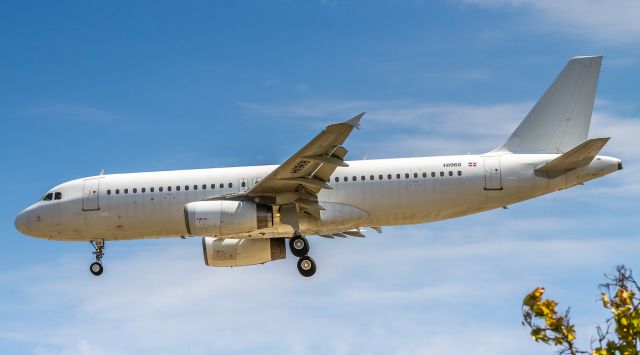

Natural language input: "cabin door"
[483,157,503,190]
[82,178,101,211]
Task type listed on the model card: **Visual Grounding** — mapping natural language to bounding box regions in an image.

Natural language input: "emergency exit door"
[82,178,101,211]
[239,178,249,192]
[483,157,503,190]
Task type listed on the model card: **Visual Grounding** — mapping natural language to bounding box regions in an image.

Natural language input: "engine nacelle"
[202,237,286,267]
[184,200,272,236]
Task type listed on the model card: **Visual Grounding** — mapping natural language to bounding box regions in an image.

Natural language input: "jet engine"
[202,237,286,267]
[184,200,272,236]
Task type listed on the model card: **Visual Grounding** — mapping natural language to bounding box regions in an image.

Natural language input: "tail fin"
[497,56,603,154]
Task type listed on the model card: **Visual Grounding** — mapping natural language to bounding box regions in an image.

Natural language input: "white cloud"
[240,99,532,156]
[239,97,640,159]
[5,97,639,355]
[2,215,639,355]
[458,0,640,44]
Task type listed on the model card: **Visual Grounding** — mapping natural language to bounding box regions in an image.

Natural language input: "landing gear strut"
[290,233,316,277]
[89,240,105,276]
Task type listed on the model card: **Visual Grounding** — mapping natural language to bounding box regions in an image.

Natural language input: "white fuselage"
[15,153,621,242]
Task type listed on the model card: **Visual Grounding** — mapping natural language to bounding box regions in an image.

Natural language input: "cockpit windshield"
[42,193,53,201]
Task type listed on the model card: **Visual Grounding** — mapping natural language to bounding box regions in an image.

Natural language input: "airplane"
[14,55,622,277]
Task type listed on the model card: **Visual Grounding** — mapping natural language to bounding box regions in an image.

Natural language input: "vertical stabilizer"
[497,56,603,154]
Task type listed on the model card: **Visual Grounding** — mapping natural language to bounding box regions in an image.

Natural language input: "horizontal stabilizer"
[535,138,610,172]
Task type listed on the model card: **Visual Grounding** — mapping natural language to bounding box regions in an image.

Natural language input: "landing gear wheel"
[90,262,104,276]
[289,235,309,257]
[89,240,105,276]
[297,256,317,277]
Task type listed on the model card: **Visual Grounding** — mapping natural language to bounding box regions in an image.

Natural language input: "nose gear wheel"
[89,240,105,276]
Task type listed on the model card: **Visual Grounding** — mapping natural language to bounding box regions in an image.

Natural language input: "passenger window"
[422,172,427,178]
[219,183,224,188]
[387,174,392,179]
[361,176,365,181]
[413,173,418,178]
[124,189,129,194]
[185,185,189,190]
[405,173,410,179]
[352,176,357,181]
[343,177,348,182]
[176,186,180,191]
[370,175,374,180]
[142,188,146,193]
[448,171,453,176]
[55,192,62,200]
[193,185,197,190]
[379,175,383,180]
[167,186,172,192]
[431,172,435,177]
[241,181,246,187]
[210,184,215,189]
[133,188,137,193]
[335,177,339,182]
[116,189,120,194]
[458,171,462,176]
[159,186,163,192]
[151,187,155,192]
[202,184,207,189]
[107,190,111,195]
[440,172,444,177]
[228,183,233,188]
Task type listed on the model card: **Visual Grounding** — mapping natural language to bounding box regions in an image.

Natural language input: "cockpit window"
[54,192,62,200]
[42,193,53,201]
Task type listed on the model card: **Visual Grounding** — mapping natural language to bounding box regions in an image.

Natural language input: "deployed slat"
[279,177,333,190]
[303,154,349,167]
[295,198,325,211]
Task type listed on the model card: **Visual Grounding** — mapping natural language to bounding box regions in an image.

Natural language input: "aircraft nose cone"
[14,211,29,234]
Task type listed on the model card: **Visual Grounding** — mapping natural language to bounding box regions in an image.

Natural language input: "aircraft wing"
[245,113,364,217]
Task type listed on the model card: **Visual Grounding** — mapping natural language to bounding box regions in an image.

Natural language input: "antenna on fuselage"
[99,169,104,176]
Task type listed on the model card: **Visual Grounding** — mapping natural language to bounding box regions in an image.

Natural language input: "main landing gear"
[89,240,105,276]
[290,233,316,277]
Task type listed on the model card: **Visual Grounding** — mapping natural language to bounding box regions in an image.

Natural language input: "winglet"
[346,112,365,129]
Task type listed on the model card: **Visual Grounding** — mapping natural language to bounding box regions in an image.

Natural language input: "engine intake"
[202,237,286,267]
[184,200,272,236]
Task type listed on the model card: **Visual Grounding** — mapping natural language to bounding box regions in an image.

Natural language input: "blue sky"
[1,1,639,354]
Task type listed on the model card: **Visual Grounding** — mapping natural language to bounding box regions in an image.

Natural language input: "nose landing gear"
[89,240,105,276]
[290,233,316,277]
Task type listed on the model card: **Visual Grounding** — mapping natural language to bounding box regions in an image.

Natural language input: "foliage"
[522,265,640,355]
